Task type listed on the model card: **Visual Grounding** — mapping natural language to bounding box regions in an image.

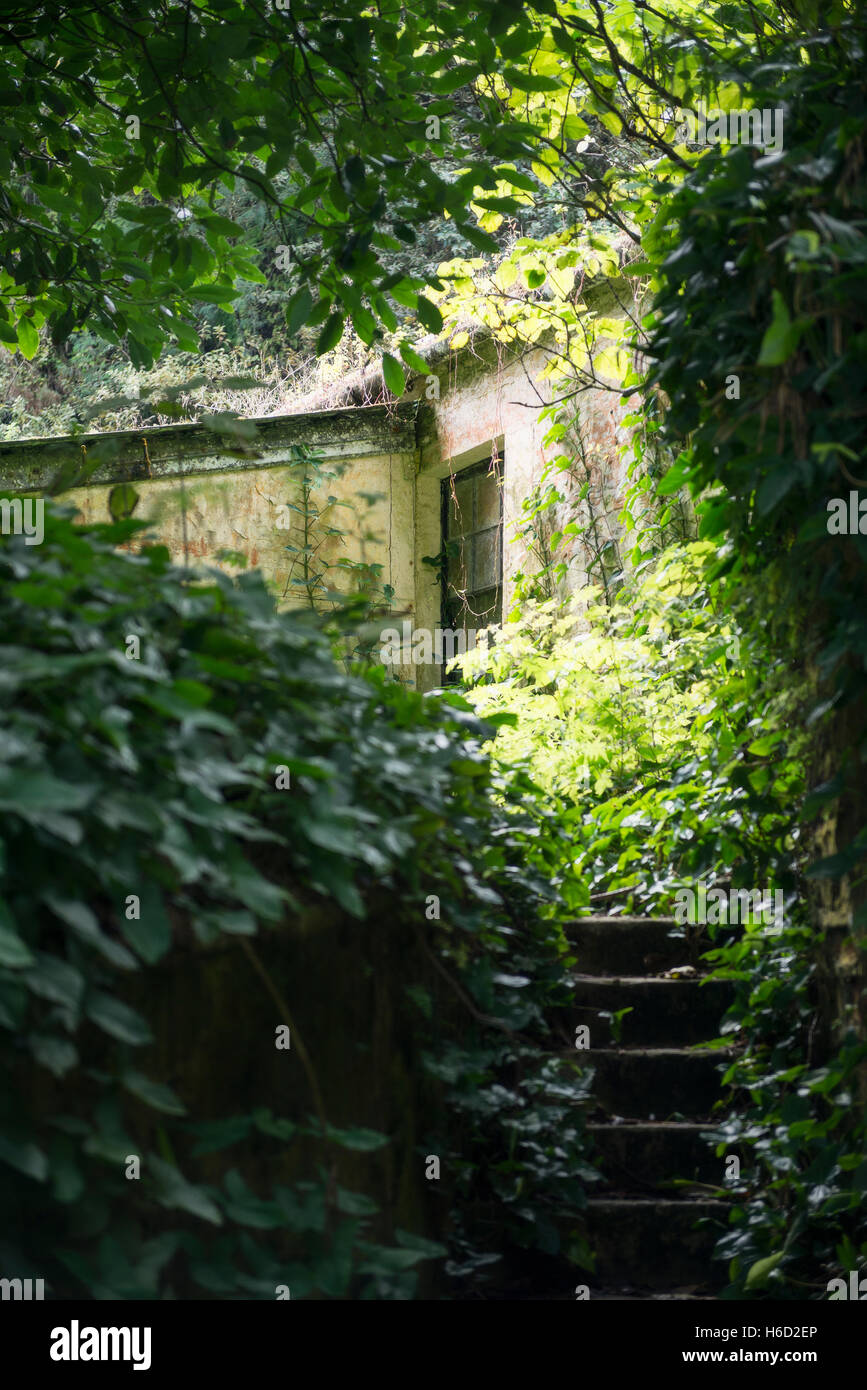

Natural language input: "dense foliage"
[457,518,867,1295]
[0,504,596,1298]
[2,0,866,1303]
[0,0,618,372]
[458,542,802,919]
[635,3,867,1297]
[424,0,867,1298]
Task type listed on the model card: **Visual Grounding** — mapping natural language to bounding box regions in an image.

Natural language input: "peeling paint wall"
[66,453,416,613]
[0,406,420,620]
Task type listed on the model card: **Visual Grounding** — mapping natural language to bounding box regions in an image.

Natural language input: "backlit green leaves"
[757,291,811,367]
[0,0,730,359]
[16,318,39,360]
[744,1250,784,1289]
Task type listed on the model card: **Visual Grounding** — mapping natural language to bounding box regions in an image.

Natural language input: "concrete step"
[559,974,734,1047]
[565,916,705,975]
[588,1121,722,1190]
[571,1046,734,1120]
[585,1197,728,1288]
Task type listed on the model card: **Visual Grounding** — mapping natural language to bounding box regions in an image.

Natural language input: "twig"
[414,924,518,1038]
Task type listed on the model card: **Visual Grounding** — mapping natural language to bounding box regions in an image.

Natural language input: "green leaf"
[755,467,798,516]
[198,213,244,237]
[108,484,139,521]
[285,287,313,335]
[120,882,171,964]
[24,953,84,1008]
[0,924,34,969]
[351,305,377,345]
[399,342,429,373]
[123,1071,187,1116]
[656,458,692,497]
[190,284,239,304]
[381,352,405,397]
[0,771,93,813]
[31,1034,78,1077]
[150,1156,223,1225]
[394,1229,448,1258]
[745,1251,784,1289]
[358,1245,429,1272]
[189,1116,252,1155]
[200,908,257,936]
[336,1187,380,1216]
[316,312,345,354]
[458,222,500,254]
[0,1135,48,1181]
[326,1124,389,1152]
[43,895,137,970]
[415,295,443,333]
[481,711,518,728]
[757,291,810,366]
[16,317,39,359]
[85,991,153,1046]
[503,66,560,93]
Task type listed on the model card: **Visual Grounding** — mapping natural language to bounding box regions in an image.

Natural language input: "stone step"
[571,1047,733,1120]
[588,1121,722,1190]
[585,1198,728,1289]
[560,974,734,1047]
[565,916,704,976]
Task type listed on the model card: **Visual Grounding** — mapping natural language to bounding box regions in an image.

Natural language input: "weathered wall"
[0,405,419,617]
[66,452,415,611]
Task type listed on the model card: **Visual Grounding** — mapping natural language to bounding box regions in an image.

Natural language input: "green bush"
[457,541,803,919]
[0,504,594,1299]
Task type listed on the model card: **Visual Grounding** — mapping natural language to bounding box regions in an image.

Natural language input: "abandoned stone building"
[0,273,640,690]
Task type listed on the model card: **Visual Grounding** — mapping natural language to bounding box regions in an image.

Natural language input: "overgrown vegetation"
[0,504,596,1298]
[455,525,867,1294]
[458,542,801,916]
[439,0,867,1299]
[636,3,867,1298]
[1,0,865,1302]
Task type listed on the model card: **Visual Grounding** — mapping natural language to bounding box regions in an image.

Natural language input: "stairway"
[557,915,735,1300]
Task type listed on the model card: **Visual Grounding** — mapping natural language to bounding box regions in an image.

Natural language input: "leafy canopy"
[0,0,814,369]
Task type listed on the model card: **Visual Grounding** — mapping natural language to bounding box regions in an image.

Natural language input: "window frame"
[439,454,504,680]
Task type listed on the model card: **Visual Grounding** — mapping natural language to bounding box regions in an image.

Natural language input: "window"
[440,456,503,678]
